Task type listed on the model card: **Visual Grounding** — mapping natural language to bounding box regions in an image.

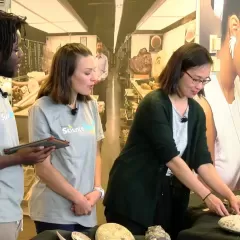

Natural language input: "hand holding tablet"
[4,137,69,165]
[14,146,55,165]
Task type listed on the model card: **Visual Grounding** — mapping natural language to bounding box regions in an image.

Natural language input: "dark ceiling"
[67,0,156,52]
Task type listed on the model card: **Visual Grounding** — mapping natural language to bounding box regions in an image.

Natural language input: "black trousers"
[34,221,90,234]
[154,177,190,240]
[105,176,190,240]
[93,79,107,130]
[105,209,147,235]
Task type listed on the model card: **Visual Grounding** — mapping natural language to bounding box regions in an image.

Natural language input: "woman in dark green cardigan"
[103,43,240,239]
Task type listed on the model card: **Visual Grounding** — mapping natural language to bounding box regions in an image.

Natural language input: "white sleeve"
[93,100,104,141]
[100,56,109,80]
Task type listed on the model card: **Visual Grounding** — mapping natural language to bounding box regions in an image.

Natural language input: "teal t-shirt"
[28,96,104,226]
[0,97,23,222]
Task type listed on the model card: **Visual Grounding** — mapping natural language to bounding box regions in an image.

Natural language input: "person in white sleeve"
[199,0,240,190]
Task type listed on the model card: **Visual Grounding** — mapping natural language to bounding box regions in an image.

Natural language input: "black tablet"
[4,137,69,155]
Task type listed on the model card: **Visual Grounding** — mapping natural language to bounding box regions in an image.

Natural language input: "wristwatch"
[94,186,105,199]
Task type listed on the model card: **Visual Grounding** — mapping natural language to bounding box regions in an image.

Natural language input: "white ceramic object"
[56,231,66,240]
[71,231,91,240]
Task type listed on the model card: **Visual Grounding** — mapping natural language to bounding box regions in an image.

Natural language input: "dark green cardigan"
[103,89,212,227]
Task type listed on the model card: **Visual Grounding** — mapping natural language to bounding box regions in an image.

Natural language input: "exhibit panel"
[197,0,240,191]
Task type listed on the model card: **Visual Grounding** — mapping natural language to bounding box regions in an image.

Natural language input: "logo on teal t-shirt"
[62,124,95,135]
[0,111,14,121]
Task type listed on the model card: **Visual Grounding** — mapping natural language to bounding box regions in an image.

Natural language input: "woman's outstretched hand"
[204,194,229,216]
[228,195,240,215]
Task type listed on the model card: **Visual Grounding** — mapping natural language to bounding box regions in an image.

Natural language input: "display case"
[119,76,160,149]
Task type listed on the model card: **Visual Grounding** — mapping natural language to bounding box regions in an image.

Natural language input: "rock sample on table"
[145,226,171,240]
[95,223,135,240]
[218,215,240,233]
[222,195,240,214]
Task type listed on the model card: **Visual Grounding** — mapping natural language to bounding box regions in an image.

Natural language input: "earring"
[173,83,178,90]
[229,36,236,59]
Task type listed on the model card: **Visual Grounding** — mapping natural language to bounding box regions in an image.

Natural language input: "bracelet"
[203,192,212,201]
[93,186,105,199]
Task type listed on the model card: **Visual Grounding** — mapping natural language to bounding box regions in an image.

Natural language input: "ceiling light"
[11,0,87,33]
[113,0,124,52]
[30,23,65,33]
[137,0,197,31]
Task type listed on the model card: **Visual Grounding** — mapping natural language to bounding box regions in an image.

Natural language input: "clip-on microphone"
[181,117,188,123]
[0,88,8,98]
[71,108,78,116]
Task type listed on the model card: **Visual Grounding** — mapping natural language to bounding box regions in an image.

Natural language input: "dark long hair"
[159,43,213,96]
[0,10,26,62]
[37,43,92,104]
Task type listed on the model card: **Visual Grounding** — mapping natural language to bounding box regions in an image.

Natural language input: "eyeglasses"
[185,71,211,85]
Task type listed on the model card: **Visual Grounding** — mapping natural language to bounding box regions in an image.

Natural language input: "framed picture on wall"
[149,35,163,52]
[80,37,87,47]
